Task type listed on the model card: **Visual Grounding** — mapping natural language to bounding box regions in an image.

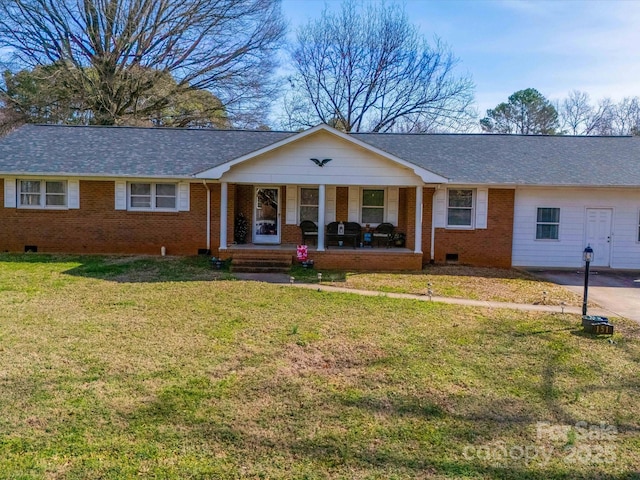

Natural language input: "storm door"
[253,187,280,244]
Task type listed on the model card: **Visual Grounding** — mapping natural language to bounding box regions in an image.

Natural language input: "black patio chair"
[373,222,395,247]
[299,220,318,246]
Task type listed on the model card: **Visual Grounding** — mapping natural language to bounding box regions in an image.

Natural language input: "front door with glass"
[253,187,280,244]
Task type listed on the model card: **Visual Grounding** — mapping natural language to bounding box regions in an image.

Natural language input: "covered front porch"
[211,182,428,271]
[195,124,447,271]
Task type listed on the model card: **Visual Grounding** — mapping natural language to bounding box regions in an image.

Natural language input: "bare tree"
[612,97,640,135]
[559,90,618,136]
[283,0,475,133]
[587,98,617,135]
[557,91,640,136]
[560,90,594,135]
[0,0,286,126]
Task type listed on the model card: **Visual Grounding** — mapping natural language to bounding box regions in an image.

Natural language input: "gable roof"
[194,124,448,183]
[0,124,639,186]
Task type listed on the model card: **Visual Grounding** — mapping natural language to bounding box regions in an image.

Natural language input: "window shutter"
[285,185,297,224]
[386,187,399,225]
[68,179,80,209]
[4,177,16,208]
[178,182,190,211]
[434,189,446,227]
[348,186,359,222]
[475,188,488,229]
[115,180,127,210]
[325,186,336,224]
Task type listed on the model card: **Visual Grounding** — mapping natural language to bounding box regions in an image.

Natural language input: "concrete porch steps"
[229,252,293,274]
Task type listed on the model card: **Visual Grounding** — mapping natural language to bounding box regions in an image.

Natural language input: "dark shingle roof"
[0,124,294,177]
[0,124,639,186]
[355,132,640,186]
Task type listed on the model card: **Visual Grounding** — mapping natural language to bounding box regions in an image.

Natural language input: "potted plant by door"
[234,212,248,244]
[391,232,406,247]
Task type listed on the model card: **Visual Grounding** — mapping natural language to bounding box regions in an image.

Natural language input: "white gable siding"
[219,130,423,186]
[512,188,640,268]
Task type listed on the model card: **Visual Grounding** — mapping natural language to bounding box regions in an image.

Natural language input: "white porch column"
[219,182,228,250]
[414,186,423,254]
[317,184,326,251]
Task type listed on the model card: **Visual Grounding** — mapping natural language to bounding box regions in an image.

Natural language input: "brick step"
[231,255,292,263]
[231,265,291,274]
[232,260,291,268]
[228,253,292,273]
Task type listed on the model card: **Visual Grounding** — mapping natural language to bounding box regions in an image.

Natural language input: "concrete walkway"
[233,272,616,317]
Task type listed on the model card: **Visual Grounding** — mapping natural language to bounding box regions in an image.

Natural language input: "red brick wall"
[0,180,209,255]
[233,184,253,244]
[1,179,513,268]
[312,250,423,271]
[336,187,349,222]
[433,188,514,268]
[397,188,407,237]
[208,182,224,254]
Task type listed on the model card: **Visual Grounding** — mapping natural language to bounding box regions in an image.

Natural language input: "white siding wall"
[512,188,640,268]
[220,130,423,186]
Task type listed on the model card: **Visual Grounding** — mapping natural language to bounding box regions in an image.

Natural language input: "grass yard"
[0,254,638,479]
[292,264,585,306]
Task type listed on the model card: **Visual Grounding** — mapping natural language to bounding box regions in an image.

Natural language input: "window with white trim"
[536,207,560,240]
[362,189,384,224]
[299,187,319,223]
[447,189,474,227]
[128,183,177,210]
[18,180,67,208]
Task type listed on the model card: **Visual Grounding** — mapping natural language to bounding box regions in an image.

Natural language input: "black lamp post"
[582,245,594,316]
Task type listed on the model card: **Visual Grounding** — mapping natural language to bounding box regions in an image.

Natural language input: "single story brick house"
[0,123,639,270]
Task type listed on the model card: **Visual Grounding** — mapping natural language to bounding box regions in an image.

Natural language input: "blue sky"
[281,0,640,116]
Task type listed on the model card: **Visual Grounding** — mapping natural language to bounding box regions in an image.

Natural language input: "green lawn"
[0,254,638,479]
[291,264,585,306]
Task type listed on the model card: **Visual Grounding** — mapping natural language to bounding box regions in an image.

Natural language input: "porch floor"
[225,243,413,254]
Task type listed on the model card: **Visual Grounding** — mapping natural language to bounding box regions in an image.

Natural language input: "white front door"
[585,208,613,267]
[253,187,280,244]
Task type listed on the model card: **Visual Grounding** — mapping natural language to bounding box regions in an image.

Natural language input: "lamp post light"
[582,245,594,316]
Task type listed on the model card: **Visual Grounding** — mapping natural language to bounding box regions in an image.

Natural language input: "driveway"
[528,268,640,322]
